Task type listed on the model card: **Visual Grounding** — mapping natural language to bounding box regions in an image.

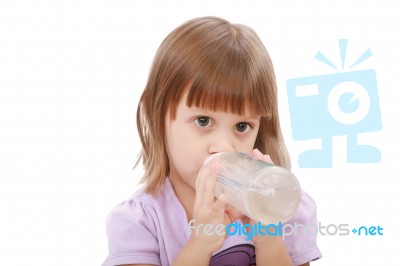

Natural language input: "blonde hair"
[136,16,290,194]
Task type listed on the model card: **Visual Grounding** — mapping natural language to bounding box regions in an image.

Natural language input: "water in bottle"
[204,152,301,224]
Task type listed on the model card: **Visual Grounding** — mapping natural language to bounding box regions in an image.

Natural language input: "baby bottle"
[204,152,301,224]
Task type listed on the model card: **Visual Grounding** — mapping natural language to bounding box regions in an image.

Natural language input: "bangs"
[186,62,273,119]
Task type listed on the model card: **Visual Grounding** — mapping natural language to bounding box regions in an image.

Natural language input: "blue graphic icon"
[286,40,382,168]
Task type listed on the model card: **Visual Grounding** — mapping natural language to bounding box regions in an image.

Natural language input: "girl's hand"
[177,158,244,265]
[189,159,227,255]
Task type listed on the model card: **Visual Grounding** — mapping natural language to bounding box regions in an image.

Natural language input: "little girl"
[103,16,322,266]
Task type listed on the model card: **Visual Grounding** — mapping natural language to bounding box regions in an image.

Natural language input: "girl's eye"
[235,122,252,133]
[195,116,212,127]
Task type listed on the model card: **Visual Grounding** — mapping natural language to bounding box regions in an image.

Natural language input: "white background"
[1,0,399,265]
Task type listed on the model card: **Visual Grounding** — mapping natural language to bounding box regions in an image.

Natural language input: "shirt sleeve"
[283,190,323,265]
[102,198,161,266]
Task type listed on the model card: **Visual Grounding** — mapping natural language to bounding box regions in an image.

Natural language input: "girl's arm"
[253,234,292,266]
[172,236,215,266]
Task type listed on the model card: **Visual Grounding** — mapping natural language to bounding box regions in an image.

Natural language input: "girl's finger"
[203,161,221,203]
[225,207,244,224]
[196,160,221,205]
[214,194,226,212]
[251,148,274,164]
[195,163,211,202]
[251,148,263,160]
[262,154,274,164]
[240,216,251,225]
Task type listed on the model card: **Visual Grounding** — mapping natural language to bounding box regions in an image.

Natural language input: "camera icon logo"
[286,40,382,168]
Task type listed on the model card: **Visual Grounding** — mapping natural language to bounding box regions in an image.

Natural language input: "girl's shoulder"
[106,184,163,224]
[103,178,190,266]
[105,177,185,231]
[105,187,157,232]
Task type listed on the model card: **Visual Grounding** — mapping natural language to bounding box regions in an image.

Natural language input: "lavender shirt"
[103,178,322,266]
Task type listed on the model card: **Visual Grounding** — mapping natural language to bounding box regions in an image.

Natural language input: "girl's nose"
[207,131,235,154]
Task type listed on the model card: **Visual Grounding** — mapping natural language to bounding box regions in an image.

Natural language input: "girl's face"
[164,91,261,191]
